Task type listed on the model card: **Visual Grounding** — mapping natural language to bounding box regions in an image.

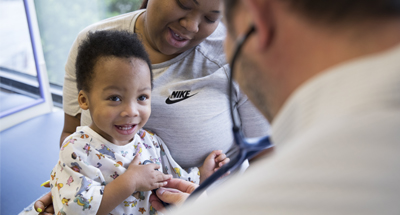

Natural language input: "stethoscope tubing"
[186,25,272,201]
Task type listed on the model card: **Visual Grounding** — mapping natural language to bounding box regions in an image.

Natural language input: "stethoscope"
[187,25,273,199]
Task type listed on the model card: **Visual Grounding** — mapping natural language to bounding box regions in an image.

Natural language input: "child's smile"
[114,124,138,135]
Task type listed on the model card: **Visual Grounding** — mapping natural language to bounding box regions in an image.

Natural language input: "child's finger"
[146,163,161,171]
[152,181,169,189]
[157,172,172,181]
[130,153,141,165]
[214,153,227,162]
[219,157,230,167]
[208,150,222,159]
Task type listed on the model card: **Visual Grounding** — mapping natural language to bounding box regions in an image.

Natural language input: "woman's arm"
[61,29,87,146]
[35,113,81,213]
[60,113,81,146]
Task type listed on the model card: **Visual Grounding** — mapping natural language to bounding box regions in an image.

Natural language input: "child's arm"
[150,132,229,184]
[52,150,171,215]
[97,154,172,215]
[198,150,230,184]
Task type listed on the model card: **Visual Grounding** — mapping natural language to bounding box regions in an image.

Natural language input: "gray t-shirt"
[63,9,270,168]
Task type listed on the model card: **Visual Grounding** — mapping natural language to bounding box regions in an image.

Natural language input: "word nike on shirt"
[165,90,197,104]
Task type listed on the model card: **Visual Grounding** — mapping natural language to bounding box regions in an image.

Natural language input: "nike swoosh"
[165,93,197,104]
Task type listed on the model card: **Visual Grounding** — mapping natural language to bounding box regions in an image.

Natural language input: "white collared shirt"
[173,43,400,214]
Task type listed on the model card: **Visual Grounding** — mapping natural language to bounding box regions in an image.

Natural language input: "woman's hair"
[75,30,153,92]
[140,0,148,9]
[224,0,400,25]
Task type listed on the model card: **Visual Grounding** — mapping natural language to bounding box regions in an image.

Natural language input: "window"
[34,0,143,106]
[34,0,143,85]
[0,0,40,109]
[0,0,53,130]
[0,0,143,130]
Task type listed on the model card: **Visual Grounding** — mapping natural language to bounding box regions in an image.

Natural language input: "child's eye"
[109,96,121,102]
[138,95,148,101]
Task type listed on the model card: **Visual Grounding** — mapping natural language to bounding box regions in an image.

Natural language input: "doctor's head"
[223,0,400,122]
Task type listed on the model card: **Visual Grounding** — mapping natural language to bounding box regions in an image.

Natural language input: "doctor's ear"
[243,0,275,50]
[78,90,89,110]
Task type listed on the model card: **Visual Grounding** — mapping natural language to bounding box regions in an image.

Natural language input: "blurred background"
[34,0,142,86]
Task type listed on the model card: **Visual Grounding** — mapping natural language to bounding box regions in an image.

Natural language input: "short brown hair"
[224,0,400,25]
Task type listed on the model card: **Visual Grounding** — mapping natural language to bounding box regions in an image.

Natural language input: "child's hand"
[199,150,230,183]
[126,154,172,191]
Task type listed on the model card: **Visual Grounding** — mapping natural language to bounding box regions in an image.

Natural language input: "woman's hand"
[199,150,230,183]
[34,190,54,215]
[149,178,198,212]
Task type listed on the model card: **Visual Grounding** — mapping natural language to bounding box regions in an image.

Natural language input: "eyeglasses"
[188,25,273,199]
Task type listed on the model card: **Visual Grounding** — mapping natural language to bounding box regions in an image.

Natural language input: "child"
[50,30,229,215]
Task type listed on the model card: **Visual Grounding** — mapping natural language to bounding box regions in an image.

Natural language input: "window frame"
[0,0,53,131]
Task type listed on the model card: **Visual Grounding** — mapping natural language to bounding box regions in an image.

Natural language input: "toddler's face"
[79,56,152,146]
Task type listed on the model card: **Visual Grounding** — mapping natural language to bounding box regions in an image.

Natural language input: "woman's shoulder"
[77,9,144,40]
[195,22,227,67]
[206,21,227,41]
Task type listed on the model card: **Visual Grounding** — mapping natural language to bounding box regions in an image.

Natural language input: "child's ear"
[78,90,89,110]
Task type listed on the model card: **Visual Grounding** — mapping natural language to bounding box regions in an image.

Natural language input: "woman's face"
[143,0,223,56]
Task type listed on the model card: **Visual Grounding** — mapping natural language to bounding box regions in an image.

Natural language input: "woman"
[63,0,268,170]
[34,0,269,213]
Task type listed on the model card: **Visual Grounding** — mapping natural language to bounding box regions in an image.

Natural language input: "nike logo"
[165,90,197,104]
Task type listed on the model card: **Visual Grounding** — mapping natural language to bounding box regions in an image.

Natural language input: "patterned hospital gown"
[50,126,200,215]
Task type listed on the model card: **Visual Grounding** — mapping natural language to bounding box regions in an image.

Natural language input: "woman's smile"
[167,28,190,48]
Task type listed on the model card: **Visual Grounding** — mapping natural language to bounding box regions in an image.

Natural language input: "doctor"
[150,0,400,214]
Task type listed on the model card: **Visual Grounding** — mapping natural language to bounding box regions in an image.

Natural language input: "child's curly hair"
[75,30,152,92]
